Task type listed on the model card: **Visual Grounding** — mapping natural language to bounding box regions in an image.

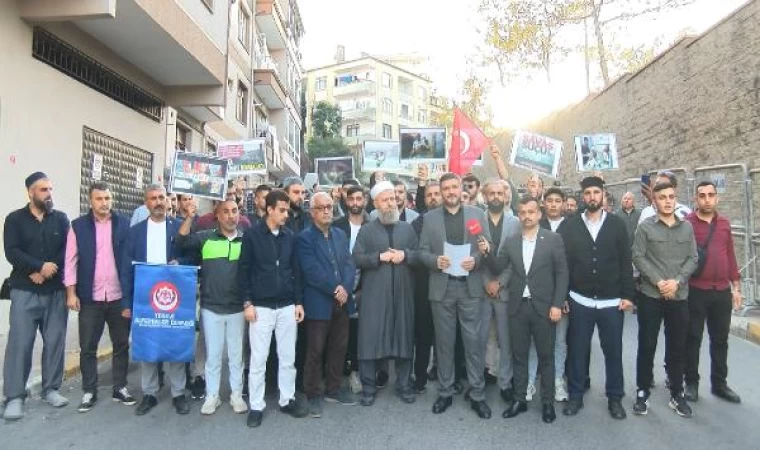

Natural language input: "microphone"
[467,218,483,239]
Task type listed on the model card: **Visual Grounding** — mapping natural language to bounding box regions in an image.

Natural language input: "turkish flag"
[449,108,490,175]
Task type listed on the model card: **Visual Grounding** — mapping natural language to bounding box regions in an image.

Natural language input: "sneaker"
[3,398,24,421]
[555,378,569,402]
[173,395,191,415]
[397,388,416,404]
[191,376,206,400]
[325,387,358,406]
[77,393,98,413]
[526,382,536,402]
[412,380,427,395]
[348,372,362,395]
[684,383,699,402]
[201,395,221,415]
[44,390,69,408]
[669,394,692,418]
[376,370,389,389]
[632,390,649,416]
[113,387,137,406]
[247,409,263,428]
[308,396,323,418]
[280,396,309,418]
[230,392,248,414]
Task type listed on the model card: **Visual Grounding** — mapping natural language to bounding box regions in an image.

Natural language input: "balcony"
[255,127,280,171]
[334,81,377,98]
[254,37,287,110]
[341,106,377,121]
[269,137,300,177]
[255,0,287,51]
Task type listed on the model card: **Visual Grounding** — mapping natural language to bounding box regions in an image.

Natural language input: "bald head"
[621,191,635,212]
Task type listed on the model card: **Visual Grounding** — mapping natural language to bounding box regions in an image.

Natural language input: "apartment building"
[305,53,438,149]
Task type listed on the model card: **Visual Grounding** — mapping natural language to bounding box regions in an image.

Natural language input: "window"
[238,6,251,50]
[206,139,217,155]
[346,124,360,137]
[382,98,393,115]
[176,124,189,151]
[400,104,410,119]
[201,0,213,13]
[382,124,392,139]
[417,109,427,124]
[236,81,249,125]
[418,86,427,99]
[382,73,392,88]
[315,76,327,91]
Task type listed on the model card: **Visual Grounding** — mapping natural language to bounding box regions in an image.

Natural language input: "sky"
[299,0,749,129]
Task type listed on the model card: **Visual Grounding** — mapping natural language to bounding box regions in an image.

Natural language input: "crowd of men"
[1,144,743,428]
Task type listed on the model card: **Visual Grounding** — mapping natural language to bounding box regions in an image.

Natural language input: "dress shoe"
[608,399,627,420]
[135,395,158,416]
[247,410,263,427]
[172,395,191,415]
[684,384,699,402]
[712,385,741,403]
[502,401,528,418]
[500,388,515,404]
[432,396,453,414]
[542,403,556,423]
[563,398,583,416]
[470,400,492,419]
[360,394,376,407]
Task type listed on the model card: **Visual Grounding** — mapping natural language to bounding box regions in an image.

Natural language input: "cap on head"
[370,181,394,200]
[25,171,48,189]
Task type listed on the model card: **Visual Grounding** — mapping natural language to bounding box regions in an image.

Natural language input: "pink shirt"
[64,217,122,301]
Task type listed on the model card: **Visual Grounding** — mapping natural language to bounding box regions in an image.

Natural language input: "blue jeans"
[201,309,245,397]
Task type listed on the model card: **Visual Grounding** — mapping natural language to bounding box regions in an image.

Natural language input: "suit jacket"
[419,205,491,301]
[297,225,356,320]
[494,228,569,317]
[484,211,520,302]
[123,217,184,310]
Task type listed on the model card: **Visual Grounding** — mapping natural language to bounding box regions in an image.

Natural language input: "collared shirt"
[582,210,607,241]
[548,217,565,232]
[444,206,465,245]
[632,215,698,300]
[488,212,505,251]
[349,222,361,253]
[64,216,122,301]
[522,233,537,298]
[146,219,168,264]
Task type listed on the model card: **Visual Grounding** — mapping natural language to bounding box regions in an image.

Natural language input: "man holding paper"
[419,173,492,419]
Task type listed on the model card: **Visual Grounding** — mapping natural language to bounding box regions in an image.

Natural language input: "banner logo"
[150,282,181,314]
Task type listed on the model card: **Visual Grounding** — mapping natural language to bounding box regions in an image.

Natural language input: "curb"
[26,347,114,396]
[730,315,760,345]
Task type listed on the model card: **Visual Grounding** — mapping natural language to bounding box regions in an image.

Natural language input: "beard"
[348,205,364,215]
[34,197,54,213]
[585,201,601,212]
[487,200,505,213]
[378,208,400,225]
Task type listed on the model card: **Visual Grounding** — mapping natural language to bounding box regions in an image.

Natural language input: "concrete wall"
[527,0,760,187]
[0,6,169,281]
[177,0,230,54]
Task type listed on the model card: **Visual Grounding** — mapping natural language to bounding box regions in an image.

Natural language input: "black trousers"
[567,300,625,401]
[413,292,434,385]
[510,299,555,404]
[345,317,359,373]
[636,295,689,397]
[79,301,131,393]
[685,287,732,387]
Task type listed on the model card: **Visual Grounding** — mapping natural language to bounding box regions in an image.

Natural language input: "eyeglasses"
[311,205,333,212]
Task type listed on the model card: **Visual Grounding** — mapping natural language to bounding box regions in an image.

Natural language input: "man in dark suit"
[123,184,190,416]
[298,192,357,417]
[488,196,569,423]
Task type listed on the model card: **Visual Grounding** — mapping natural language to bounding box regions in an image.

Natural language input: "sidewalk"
[0,304,113,397]
[730,309,760,345]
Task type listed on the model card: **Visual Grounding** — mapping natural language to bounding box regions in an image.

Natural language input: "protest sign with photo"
[509,130,563,178]
[217,139,267,176]
[574,133,618,172]
[131,264,199,363]
[316,156,355,186]
[361,140,403,172]
[399,127,446,161]
[170,152,229,200]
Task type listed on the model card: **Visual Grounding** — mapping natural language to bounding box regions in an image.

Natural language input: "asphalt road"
[2,314,760,450]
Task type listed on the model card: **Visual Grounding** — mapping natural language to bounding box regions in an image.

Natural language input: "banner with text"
[218,139,267,176]
[509,130,563,178]
[170,152,229,200]
[131,264,199,363]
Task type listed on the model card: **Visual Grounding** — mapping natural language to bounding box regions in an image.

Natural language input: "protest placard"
[316,156,355,186]
[574,134,618,172]
[509,130,563,178]
[218,139,267,176]
[170,152,229,200]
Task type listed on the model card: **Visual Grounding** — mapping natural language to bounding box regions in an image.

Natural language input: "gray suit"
[491,228,569,404]
[481,211,520,391]
[419,205,491,401]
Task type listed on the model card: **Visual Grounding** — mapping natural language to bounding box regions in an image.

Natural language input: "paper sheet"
[443,242,471,277]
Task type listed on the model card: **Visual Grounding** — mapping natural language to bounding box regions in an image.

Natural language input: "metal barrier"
[649,168,692,208]
[605,178,647,210]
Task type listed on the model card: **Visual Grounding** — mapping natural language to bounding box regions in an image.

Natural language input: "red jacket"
[685,212,740,291]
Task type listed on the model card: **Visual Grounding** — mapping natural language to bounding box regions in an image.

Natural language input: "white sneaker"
[44,390,69,408]
[349,372,362,395]
[200,395,221,415]
[526,382,536,402]
[555,377,569,402]
[230,392,247,414]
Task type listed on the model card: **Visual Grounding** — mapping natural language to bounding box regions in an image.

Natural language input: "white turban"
[370,181,395,200]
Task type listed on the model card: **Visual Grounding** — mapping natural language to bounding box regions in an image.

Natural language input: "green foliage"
[306,136,351,164]
[311,101,342,139]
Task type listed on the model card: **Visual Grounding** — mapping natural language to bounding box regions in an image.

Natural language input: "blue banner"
[131,264,199,363]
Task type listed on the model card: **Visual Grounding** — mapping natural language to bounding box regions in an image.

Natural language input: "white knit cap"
[370,181,395,200]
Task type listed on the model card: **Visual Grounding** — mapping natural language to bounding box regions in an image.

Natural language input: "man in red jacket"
[684,181,742,404]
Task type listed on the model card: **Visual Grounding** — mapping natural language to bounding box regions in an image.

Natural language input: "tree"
[310,101,342,139]
[430,75,495,136]
[306,136,351,163]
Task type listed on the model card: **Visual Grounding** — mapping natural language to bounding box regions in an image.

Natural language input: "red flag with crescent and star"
[448,107,490,175]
